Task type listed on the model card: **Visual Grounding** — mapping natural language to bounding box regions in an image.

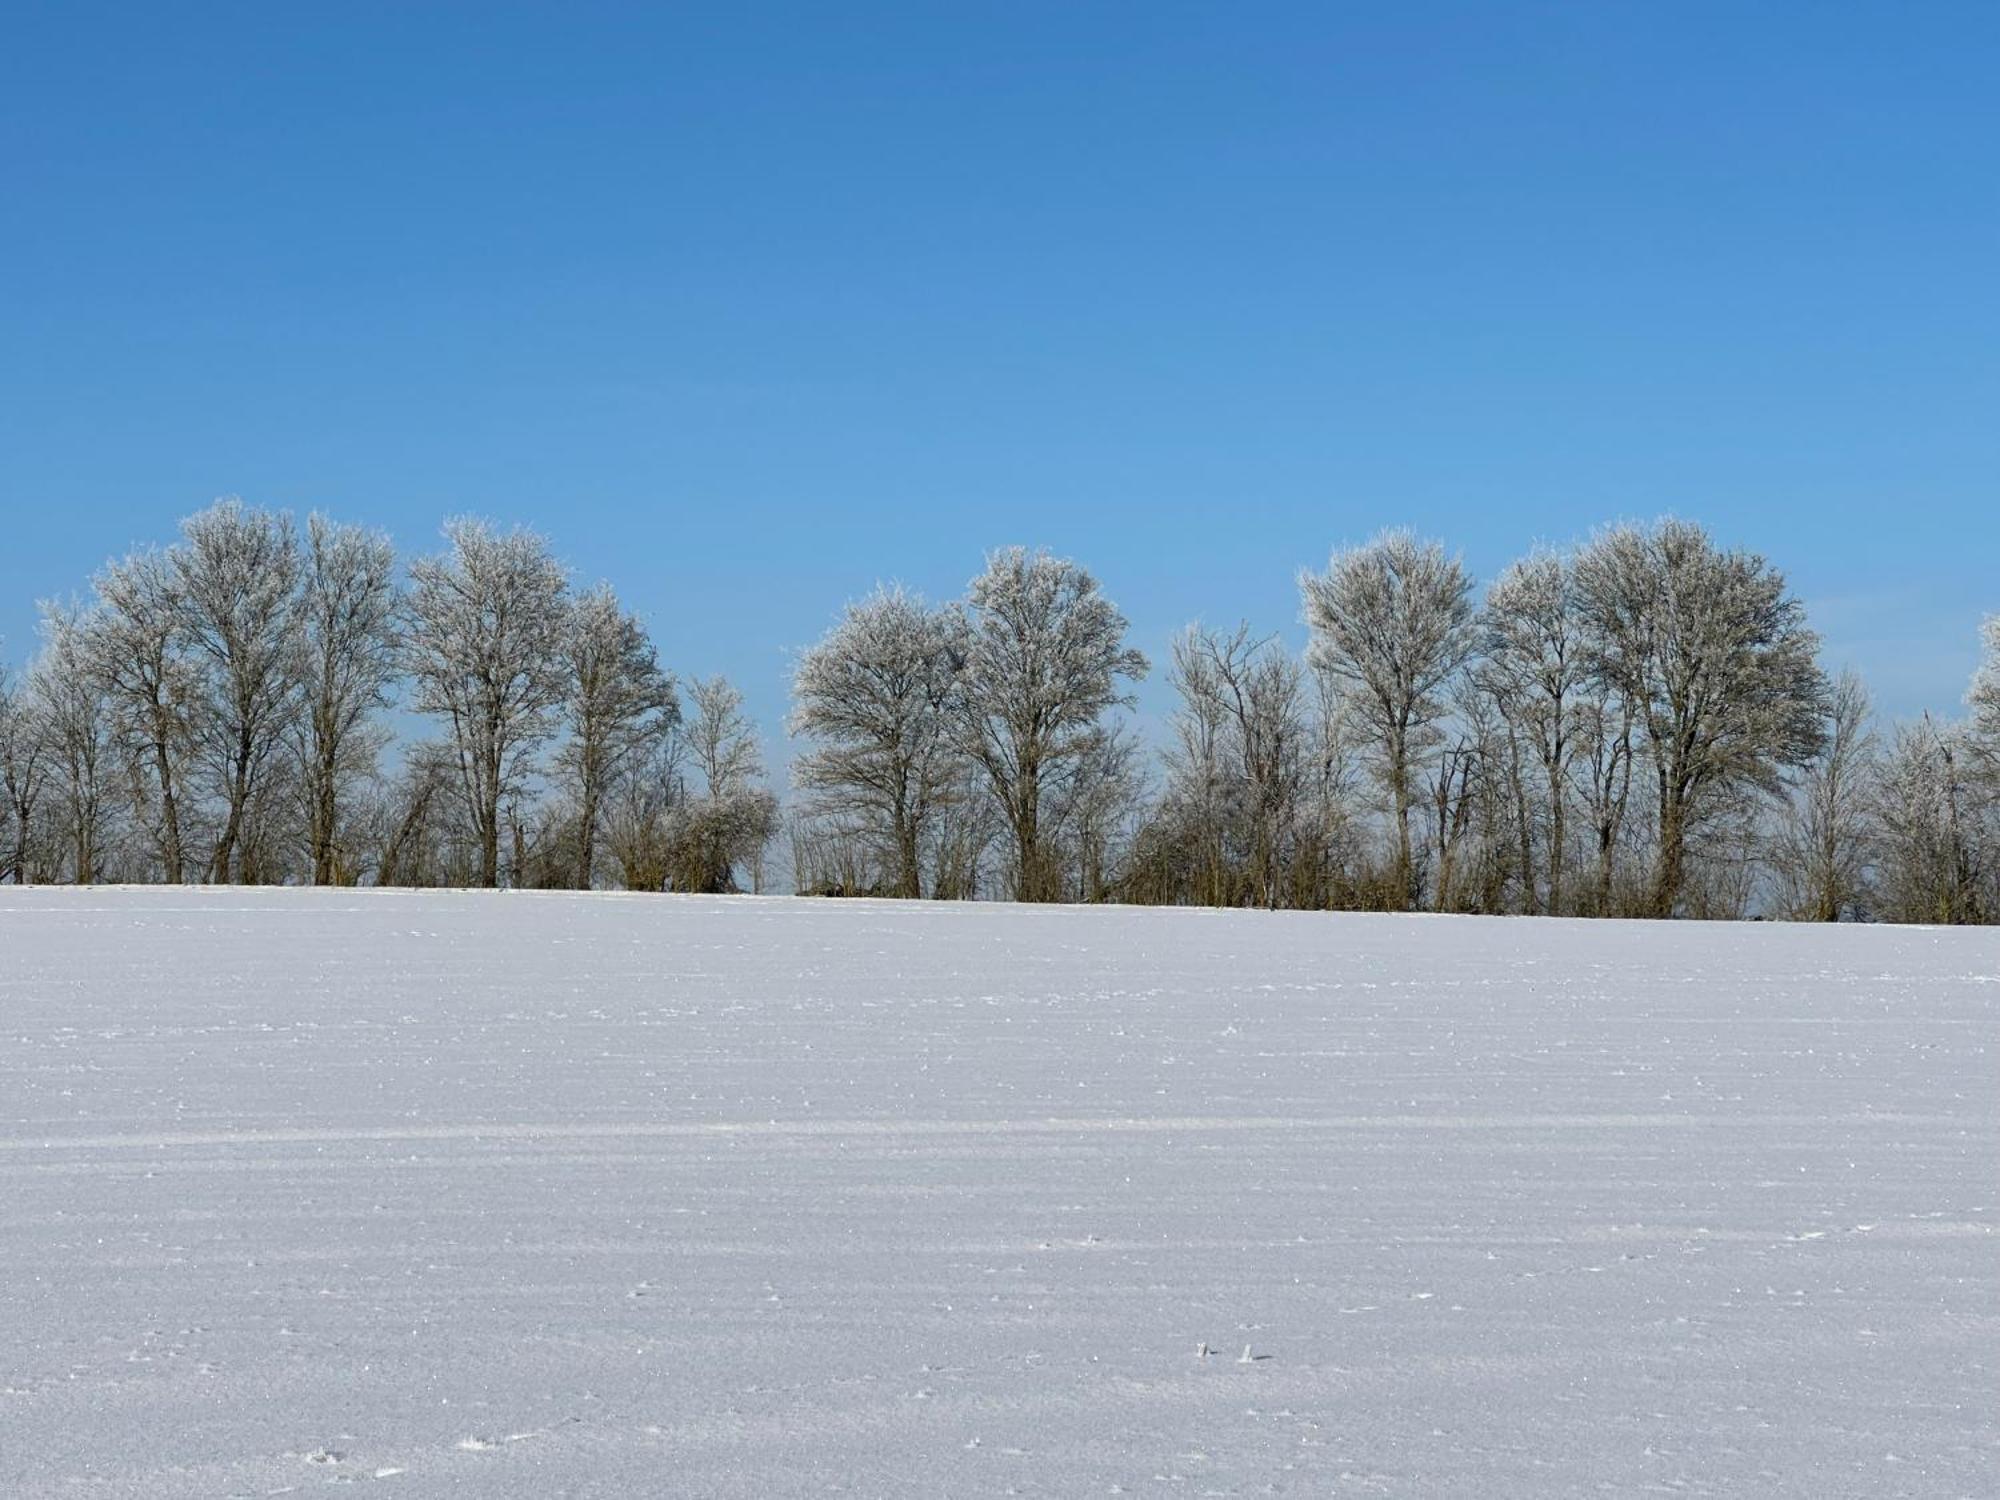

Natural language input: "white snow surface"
[1,887,1995,1497]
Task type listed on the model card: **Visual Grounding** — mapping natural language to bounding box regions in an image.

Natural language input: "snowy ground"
[1,889,1994,1497]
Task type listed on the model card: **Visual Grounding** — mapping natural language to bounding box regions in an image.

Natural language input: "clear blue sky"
[4,2,1995,748]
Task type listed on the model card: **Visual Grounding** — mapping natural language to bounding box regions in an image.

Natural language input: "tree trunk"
[212,722,255,883]
[152,735,185,884]
[310,784,335,885]
[1653,794,1686,918]
[577,777,599,890]
[895,819,921,900]
[307,730,339,885]
[1391,771,1414,911]
[1012,762,1043,902]
[1546,787,1565,917]
[476,737,502,888]
[1509,750,1536,915]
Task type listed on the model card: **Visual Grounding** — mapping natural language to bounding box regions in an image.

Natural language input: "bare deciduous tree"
[1478,550,1587,913]
[557,583,677,889]
[1298,668,1366,908]
[665,676,779,893]
[29,604,116,884]
[1769,670,1877,921]
[954,548,1147,903]
[1569,691,1638,915]
[1301,531,1475,909]
[1423,686,1497,913]
[1230,643,1312,908]
[1156,629,1234,906]
[1873,715,1988,924]
[924,761,995,901]
[786,807,878,898]
[1048,722,1146,902]
[174,500,302,883]
[0,662,51,884]
[1154,625,1310,908]
[602,734,689,894]
[790,587,963,899]
[294,515,401,886]
[1575,519,1828,917]
[373,742,468,889]
[403,518,570,887]
[91,548,202,882]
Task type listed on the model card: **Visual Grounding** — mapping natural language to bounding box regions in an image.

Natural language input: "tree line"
[2,500,1996,922]
[1,507,776,895]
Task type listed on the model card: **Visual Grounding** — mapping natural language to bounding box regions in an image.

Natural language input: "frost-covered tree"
[1568,691,1639,915]
[1423,684,1504,913]
[1154,629,1234,906]
[786,807,876,898]
[1868,624,2000,926]
[922,761,996,901]
[1300,668,1367,908]
[29,604,116,884]
[1221,637,1310,908]
[89,548,203,882]
[666,675,779,893]
[556,583,677,889]
[0,662,50,884]
[1300,531,1475,909]
[173,500,302,883]
[602,734,688,894]
[1478,550,1588,913]
[293,515,400,885]
[1048,721,1146,901]
[1575,520,1829,917]
[403,518,570,888]
[954,549,1147,903]
[1873,715,1988,924]
[790,586,963,898]
[372,741,471,889]
[1768,670,1877,921]
[1152,625,1309,908]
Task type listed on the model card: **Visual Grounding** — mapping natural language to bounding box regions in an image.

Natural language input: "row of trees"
[791,522,1999,923]
[4,502,1996,921]
[0,505,778,893]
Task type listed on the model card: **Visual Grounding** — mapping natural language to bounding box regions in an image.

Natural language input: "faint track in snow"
[0,1109,1965,1153]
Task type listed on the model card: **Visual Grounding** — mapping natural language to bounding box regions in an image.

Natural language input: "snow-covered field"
[1,889,1994,1497]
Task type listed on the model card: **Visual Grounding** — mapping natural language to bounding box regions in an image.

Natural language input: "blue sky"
[4,2,1995,747]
